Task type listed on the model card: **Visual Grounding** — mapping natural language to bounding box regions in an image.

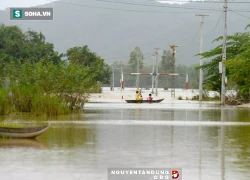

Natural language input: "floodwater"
[0,101,250,180]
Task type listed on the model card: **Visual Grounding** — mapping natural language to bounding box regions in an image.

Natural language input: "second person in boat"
[147,94,153,100]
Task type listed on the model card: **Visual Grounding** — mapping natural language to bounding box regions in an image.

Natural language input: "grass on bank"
[191,94,220,101]
[0,89,13,115]
[0,87,82,116]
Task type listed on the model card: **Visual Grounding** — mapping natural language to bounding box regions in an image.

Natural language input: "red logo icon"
[172,170,179,179]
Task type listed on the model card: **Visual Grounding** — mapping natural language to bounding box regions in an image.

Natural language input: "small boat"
[0,124,50,139]
[125,98,164,103]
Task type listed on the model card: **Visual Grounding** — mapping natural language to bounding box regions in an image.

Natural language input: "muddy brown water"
[0,101,250,180]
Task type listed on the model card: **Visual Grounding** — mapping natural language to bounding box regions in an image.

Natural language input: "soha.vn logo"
[13,9,22,18]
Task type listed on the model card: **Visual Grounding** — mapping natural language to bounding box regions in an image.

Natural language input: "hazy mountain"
[0,0,248,65]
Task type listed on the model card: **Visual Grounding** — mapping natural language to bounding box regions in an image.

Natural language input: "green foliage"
[0,89,12,115]
[32,93,69,116]
[9,61,95,114]
[11,85,36,112]
[128,47,144,71]
[160,50,172,73]
[66,45,111,85]
[91,81,102,93]
[0,24,24,59]
[1,59,97,115]
[224,25,250,99]
[0,24,62,65]
[191,93,220,101]
[0,24,112,116]
[196,24,250,99]
[159,50,172,88]
[225,57,250,99]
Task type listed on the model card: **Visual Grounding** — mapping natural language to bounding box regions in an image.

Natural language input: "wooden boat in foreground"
[0,124,50,139]
[125,98,164,103]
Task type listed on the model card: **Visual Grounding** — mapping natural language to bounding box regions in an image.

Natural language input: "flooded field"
[0,100,250,180]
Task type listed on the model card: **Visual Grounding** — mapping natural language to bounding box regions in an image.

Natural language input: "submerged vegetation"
[0,24,111,116]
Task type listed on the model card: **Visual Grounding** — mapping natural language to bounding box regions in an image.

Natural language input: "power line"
[97,0,250,12]
[178,25,201,47]
[229,10,250,19]
[207,10,249,35]
[210,12,223,33]
[96,0,225,11]
[99,0,250,12]
[190,25,201,45]
[52,1,219,13]
[176,19,200,46]
[158,0,250,3]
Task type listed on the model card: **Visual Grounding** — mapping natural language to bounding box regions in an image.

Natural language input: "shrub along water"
[0,86,70,116]
[0,61,102,116]
[0,24,111,116]
[0,89,12,115]
[11,85,36,113]
[32,93,69,116]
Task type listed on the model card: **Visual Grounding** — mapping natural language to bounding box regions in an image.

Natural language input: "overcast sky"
[0,0,56,10]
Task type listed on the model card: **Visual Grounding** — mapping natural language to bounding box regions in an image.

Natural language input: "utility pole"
[155,48,160,96]
[151,54,155,94]
[196,14,209,101]
[120,61,124,92]
[136,51,140,90]
[112,65,114,91]
[170,45,178,98]
[221,0,227,105]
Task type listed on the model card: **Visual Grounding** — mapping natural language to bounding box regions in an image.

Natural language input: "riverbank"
[237,103,250,108]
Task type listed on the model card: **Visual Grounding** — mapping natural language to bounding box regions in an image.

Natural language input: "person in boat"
[147,94,153,100]
[136,90,143,100]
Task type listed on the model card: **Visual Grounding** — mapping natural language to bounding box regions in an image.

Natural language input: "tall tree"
[197,24,250,97]
[0,24,113,114]
[128,47,144,72]
[160,50,172,73]
[0,24,24,60]
[66,45,111,85]
[224,25,250,99]
[0,24,62,65]
[159,50,172,88]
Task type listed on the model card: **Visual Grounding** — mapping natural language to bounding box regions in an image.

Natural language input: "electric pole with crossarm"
[155,48,160,96]
[221,0,227,105]
[196,14,209,101]
[170,45,178,98]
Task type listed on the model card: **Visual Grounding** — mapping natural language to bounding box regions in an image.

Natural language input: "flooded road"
[0,101,250,180]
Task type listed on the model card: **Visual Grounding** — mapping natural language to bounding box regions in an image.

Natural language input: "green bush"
[0,88,13,115]
[178,96,183,100]
[11,85,36,112]
[32,93,69,116]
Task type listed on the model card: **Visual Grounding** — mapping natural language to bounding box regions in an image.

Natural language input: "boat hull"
[125,98,164,103]
[0,125,50,139]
